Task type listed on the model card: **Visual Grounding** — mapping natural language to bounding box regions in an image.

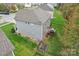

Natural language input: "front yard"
[1,24,37,56]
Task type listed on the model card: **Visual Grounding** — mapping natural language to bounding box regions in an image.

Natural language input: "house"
[24,3,42,8]
[0,30,14,56]
[25,3,32,7]
[14,6,53,41]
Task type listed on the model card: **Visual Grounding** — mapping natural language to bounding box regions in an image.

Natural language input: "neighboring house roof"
[0,30,14,56]
[14,7,51,25]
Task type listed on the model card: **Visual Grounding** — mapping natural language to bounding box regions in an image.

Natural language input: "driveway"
[0,13,16,24]
[0,29,15,56]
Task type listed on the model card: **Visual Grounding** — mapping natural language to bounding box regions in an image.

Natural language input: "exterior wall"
[16,21,42,41]
[42,19,50,39]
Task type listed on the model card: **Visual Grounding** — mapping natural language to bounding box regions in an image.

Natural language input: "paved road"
[0,13,16,24]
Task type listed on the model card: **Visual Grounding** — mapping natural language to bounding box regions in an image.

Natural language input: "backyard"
[1,9,79,55]
[0,9,66,56]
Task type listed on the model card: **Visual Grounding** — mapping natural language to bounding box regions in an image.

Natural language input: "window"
[25,21,29,24]
[25,21,34,26]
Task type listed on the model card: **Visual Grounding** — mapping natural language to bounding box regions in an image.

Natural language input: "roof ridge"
[33,7,42,23]
[15,6,51,25]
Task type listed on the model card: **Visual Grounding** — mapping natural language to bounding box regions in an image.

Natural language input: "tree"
[57,4,79,55]
[0,4,9,12]
[59,4,79,21]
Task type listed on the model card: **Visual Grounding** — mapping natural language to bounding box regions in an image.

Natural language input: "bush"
[11,27,16,33]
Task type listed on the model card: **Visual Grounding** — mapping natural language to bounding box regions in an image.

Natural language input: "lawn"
[0,22,8,26]
[0,9,68,56]
[51,10,67,35]
[1,24,37,56]
[45,10,67,55]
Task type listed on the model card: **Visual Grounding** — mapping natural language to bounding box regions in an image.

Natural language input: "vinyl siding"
[16,21,42,41]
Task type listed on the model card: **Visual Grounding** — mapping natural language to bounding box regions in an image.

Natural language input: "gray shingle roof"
[14,7,51,25]
[0,30,14,56]
[39,4,53,12]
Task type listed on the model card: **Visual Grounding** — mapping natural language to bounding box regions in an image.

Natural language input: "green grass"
[1,24,37,56]
[51,10,67,35]
[46,10,67,55]
[0,22,8,26]
[47,34,63,55]
[75,18,79,27]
